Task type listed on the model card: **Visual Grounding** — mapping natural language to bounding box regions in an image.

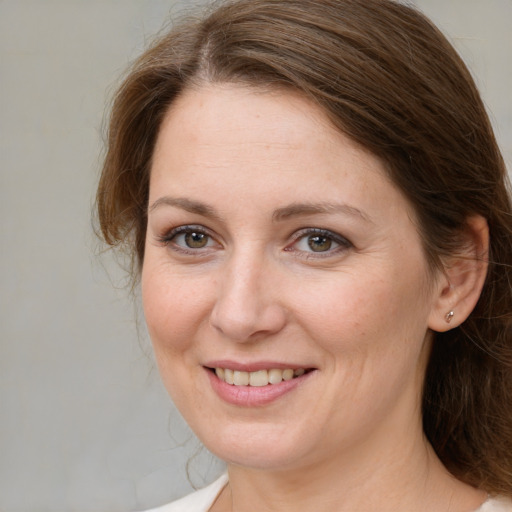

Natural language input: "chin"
[196,421,319,471]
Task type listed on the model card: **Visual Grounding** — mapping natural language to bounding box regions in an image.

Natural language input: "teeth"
[233,370,249,386]
[268,368,283,384]
[282,369,294,381]
[214,367,308,386]
[224,368,234,385]
[249,370,268,387]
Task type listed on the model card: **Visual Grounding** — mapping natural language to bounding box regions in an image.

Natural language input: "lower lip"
[206,368,314,407]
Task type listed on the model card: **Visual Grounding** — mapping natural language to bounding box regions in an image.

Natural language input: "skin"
[142,84,487,511]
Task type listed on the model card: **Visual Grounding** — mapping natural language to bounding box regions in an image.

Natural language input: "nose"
[209,250,287,342]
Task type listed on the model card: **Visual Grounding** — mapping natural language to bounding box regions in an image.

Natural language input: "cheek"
[295,271,431,426]
[289,267,430,361]
[141,263,213,354]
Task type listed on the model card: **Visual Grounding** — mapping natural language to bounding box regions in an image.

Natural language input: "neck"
[213,421,485,512]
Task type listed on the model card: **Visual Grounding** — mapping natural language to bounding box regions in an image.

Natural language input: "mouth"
[209,367,313,386]
[204,364,316,407]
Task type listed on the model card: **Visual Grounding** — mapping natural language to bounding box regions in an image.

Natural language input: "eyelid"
[286,227,353,255]
[157,224,221,252]
[158,224,207,241]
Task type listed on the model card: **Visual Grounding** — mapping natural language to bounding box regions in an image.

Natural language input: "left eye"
[295,233,339,253]
[302,234,336,252]
[291,229,351,255]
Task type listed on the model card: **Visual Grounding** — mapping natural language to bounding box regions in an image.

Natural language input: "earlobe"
[428,215,489,333]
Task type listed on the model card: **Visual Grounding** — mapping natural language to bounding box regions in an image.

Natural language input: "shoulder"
[139,474,228,512]
[476,496,512,512]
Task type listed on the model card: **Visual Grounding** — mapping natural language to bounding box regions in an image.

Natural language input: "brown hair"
[97,0,512,495]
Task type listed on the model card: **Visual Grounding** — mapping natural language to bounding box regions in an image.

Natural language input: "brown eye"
[164,226,216,251]
[307,235,332,252]
[184,231,209,248]
[290,228,351,257]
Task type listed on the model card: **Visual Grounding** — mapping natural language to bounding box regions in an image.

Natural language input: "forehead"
[156,84,338,155]
[151,84,393,199]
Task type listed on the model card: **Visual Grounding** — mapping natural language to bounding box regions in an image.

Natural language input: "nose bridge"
[210,244,285,341]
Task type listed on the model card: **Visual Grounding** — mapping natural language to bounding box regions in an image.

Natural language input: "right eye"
[159,225,218,252]
[174,230,211,249]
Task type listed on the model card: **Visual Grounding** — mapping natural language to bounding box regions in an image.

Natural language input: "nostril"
[209,302,287,342]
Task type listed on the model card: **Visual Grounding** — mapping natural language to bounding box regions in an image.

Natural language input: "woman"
[96,0,512,510]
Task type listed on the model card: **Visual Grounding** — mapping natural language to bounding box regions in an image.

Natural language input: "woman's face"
[142,84,440,471]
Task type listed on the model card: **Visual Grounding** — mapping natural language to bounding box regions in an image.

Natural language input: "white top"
[141,474,228,512]
[479,497,512,512]
[141,474,512,512]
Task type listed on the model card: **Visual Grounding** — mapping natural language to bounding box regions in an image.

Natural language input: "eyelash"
[157,225,352,258]
[286,228,353,258]
[157,225,217,255]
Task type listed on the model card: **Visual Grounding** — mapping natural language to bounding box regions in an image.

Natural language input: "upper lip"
[204,360,315,372]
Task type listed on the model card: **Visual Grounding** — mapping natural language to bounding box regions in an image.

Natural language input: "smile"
[214,367,308,386]
[205,363,316,406]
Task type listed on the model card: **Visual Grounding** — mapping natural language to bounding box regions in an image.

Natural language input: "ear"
[428,215,489,332]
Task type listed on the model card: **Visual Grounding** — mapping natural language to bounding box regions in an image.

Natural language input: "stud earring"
[445,310,454,323]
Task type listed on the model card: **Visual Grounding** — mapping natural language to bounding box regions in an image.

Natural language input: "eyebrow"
[272,202,373,223]
[149,196,372,224]
[148,196,223,221]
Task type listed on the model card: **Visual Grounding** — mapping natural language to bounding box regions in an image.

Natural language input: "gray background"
[1,1,510,511]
